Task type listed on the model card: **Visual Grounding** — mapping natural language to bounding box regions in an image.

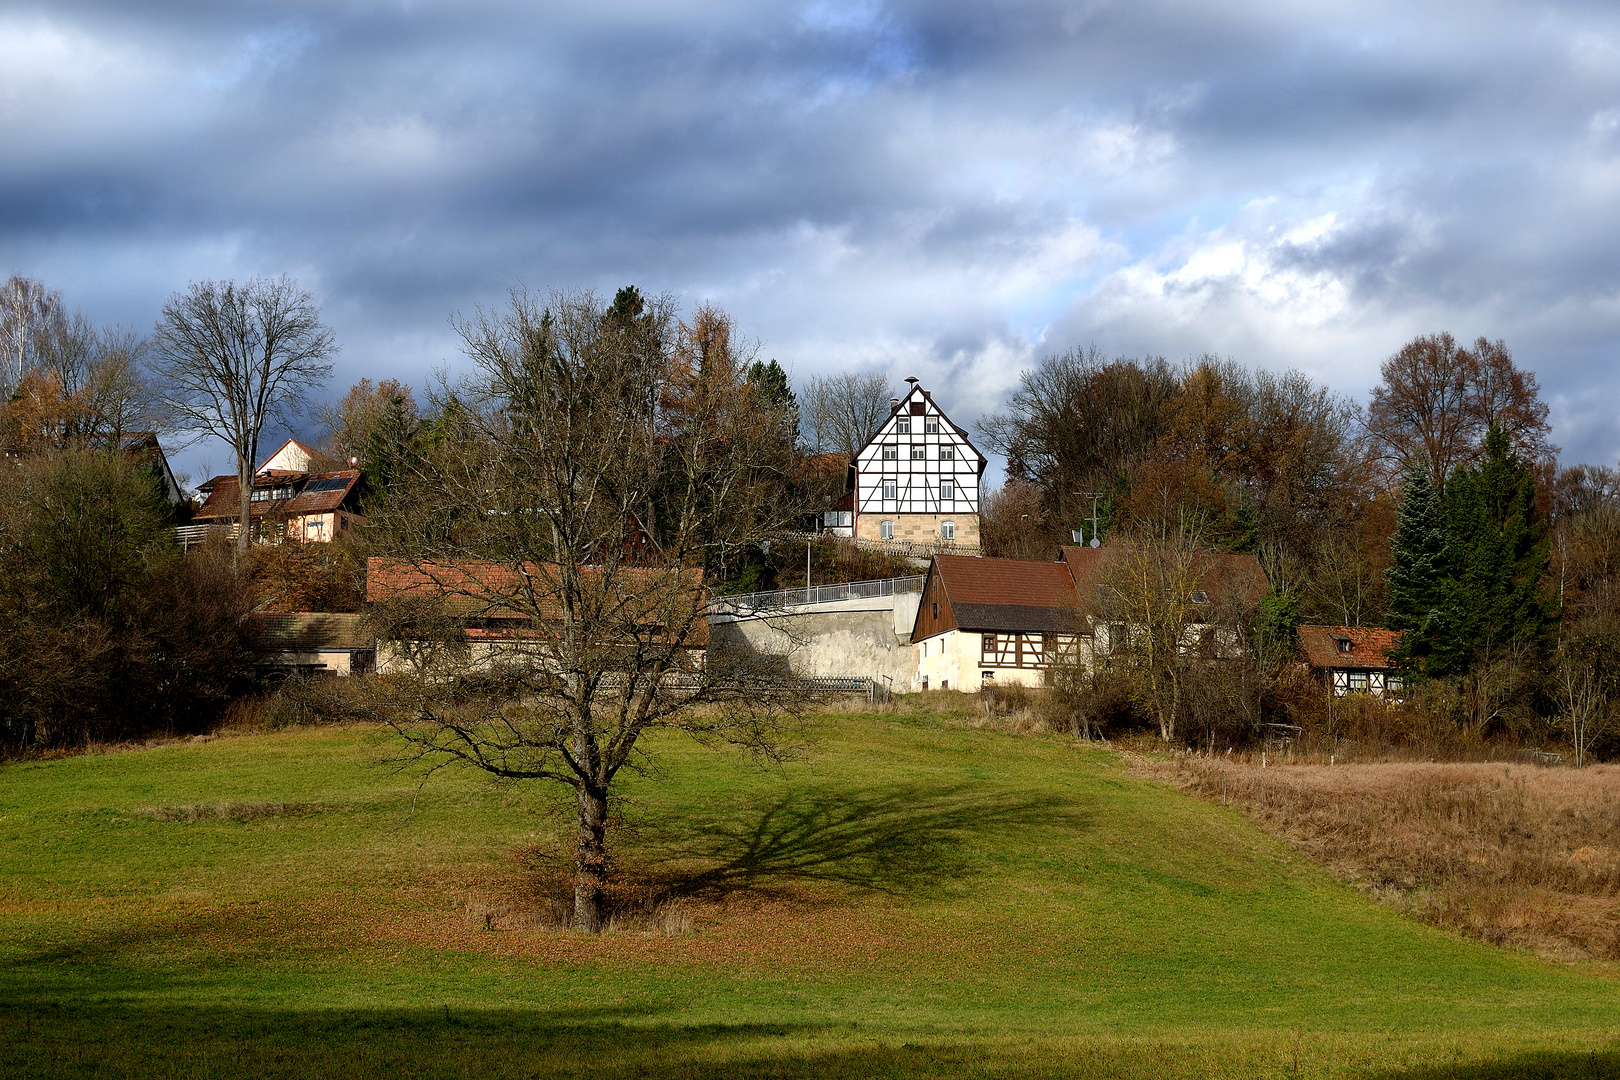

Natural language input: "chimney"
[890,397,900,414]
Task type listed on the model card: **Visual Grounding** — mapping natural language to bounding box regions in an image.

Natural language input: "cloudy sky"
[4,0,1620,482]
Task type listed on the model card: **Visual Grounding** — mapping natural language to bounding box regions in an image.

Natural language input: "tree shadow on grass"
[607,784,1089,905]
[3,998,1616,1080]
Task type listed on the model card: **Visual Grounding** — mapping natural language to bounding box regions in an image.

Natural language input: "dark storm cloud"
[4,0,1620,479]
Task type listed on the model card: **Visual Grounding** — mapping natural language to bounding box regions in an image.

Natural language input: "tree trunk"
[573,785,608,933]
[236,447,253,558]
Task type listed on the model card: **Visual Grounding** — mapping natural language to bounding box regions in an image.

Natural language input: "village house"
[910,545,1270,692]
[823,379,988,551]
[242,611,375,677]
[1299,624,1402,698]
[365,558,707,675]
[192,439,364,544]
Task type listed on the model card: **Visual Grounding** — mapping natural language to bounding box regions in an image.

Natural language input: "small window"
[910,402,925,416]
[1335,637,1352,654]
[940,480,954,501]
[1191,589,1209,605]
[1348,671,1369,692]
[911,447,926,460]
[882,479,897,500]
[932,600,939,619]
[939,447,954,460]
[880,519,894,540]
[922,641,927,657]
[921,676,929,690]
[882,445,898,460]
[982,634,995,655]
[925,418,940,434]
[896,418,911,434]
[941,520,955,540]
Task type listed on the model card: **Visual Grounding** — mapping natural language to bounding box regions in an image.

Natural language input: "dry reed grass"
[1151,756,1620,961]
[136,801,324,823]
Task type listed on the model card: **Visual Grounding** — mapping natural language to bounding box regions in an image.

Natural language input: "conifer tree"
[1425,426,1552,675]
[1386,464,1445,670]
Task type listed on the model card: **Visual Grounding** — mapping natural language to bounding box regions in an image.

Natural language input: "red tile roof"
[1058,545,1270,618]
[928,554,1083,634]
[1299,625,1400,670]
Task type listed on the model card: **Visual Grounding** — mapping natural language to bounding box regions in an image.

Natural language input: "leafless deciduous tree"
[802,371,892,458]
[151,277,336,555]
[0,275,64,399]
[1098,518,1211,743]
[364,287,809,933]
[1364,333,1554,482]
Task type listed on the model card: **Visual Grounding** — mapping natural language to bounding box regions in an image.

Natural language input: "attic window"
[939,447,954,460]
[882,445,898,460]
[896,418,911,434]
[910,402,925,416]
[1335,637,1352,654]
[925,417,940,433]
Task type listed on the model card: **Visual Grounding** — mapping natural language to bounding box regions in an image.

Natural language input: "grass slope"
[2,714,1618,1078]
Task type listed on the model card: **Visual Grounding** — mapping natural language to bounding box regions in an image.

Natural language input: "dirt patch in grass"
[1146,756,1620,961]
[135,801,326,823]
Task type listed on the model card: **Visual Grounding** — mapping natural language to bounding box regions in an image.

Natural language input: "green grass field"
[3,712,1618,1078]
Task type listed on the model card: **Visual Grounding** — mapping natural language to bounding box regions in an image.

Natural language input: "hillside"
[2,714,1618,1079]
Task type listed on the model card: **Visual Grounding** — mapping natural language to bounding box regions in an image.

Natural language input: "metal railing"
[710,574,925,615]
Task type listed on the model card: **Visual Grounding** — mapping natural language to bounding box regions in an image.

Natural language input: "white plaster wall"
[710,594,920,687]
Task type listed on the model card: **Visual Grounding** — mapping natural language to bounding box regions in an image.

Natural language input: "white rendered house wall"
[852,384,986,544]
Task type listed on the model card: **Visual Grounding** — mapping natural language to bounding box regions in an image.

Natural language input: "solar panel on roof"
[302,477,352,493]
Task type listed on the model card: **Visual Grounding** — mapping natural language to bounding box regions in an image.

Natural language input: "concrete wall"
[709,590,922,687]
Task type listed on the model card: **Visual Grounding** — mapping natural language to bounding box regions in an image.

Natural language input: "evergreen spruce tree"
[1386,464,1445,672]
[1427,425,1552,675]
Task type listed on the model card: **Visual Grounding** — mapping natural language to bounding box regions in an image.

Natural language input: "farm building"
[193,439,364,544]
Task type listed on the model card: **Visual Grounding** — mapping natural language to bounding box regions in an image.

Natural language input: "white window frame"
[882,479,897,500]
[941,520,955,540]
[939,480,954,500]
[880,520,894,540]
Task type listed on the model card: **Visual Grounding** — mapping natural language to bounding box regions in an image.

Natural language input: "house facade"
[909,546,1271,693]
[1299,625,1402,698]
[194,441,364,543]
[243,612,374,677]
[845,381,987,550]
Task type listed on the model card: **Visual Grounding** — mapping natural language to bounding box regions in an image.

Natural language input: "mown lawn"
[2,712,1618,1078]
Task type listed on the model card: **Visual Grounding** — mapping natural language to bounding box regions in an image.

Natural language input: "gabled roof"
[1057,545,1270,620]
[918,554,1081,636]
[851,382,988,477]
[258,438,322,473]
[194,470,362,522]
[1299,625,1399,670]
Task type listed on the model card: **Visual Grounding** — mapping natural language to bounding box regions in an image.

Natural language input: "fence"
[173,523,239,549]
[710,575,925,615]
[851,537,981,559]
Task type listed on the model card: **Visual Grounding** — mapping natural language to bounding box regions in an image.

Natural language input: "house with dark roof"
[911,555,1082,690]
[1299,625,1402,698]
[909,546,1270,692]
[243,612,374,677]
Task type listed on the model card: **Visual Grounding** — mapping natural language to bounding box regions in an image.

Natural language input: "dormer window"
[1191,590,1209,605]
[1335,637,1352,654]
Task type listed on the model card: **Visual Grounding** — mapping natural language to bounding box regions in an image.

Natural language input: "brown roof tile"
[930,555,1083,634]
[195,470,361,522]
[1299,625,1400,670]
[243,612,371,651]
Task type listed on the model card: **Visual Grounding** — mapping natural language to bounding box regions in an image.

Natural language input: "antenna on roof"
[905,377,919,387]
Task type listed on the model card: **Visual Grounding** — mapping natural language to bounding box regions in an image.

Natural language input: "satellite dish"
[1089,537,1101,548]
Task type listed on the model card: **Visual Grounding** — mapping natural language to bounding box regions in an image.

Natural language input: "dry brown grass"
[1149,756,1620,961]
[135,801,325,823]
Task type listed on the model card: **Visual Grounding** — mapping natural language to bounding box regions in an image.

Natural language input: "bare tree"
[364,287,808,933]
[1364,333,1554,482]
[802,371,892,458]
[0,275,65,399]
[151,277,336,554]
[1098,518,1210,742]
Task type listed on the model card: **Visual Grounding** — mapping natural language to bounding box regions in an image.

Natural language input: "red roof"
[194,470,361,522]
[926,554,1083,634]
[1058,545,1269,618]
[1299,625,1400,670]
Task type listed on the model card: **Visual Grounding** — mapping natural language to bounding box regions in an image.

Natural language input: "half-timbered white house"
[848,380,987,550]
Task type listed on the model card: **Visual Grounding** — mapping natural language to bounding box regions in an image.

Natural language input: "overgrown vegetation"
[1157,757,1620,962]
